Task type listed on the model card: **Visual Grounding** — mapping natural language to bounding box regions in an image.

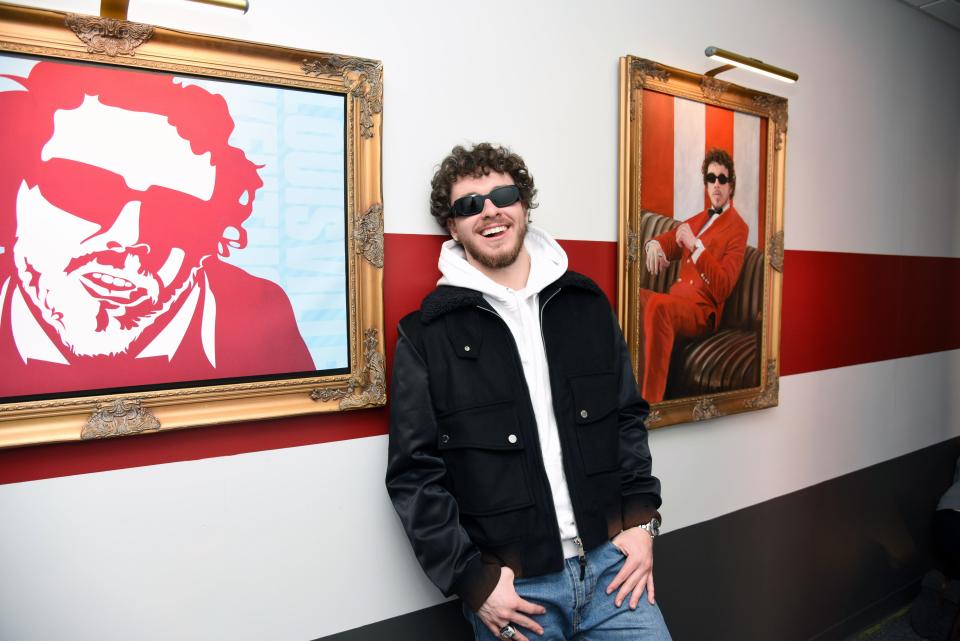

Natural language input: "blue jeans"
[463,541,672,641]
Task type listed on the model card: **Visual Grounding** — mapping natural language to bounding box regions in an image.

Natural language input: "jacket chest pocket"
[437,401,533,516]
[569,372,620,475]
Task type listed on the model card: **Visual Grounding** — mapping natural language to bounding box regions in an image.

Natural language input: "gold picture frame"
[0,4,385,448]
[617,56,785,428]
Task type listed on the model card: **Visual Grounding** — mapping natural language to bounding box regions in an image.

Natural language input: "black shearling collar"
[419,271,604,324]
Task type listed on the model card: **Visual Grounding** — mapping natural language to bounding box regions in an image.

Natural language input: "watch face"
[647,518,661,536]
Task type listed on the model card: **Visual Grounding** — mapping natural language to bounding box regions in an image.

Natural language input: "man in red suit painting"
[0,60,314,399]
[639,148,748,403]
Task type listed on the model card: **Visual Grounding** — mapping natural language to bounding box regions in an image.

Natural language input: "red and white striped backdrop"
[640,89,768,248]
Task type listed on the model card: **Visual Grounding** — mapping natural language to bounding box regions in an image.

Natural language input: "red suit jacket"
[651,206,748,329]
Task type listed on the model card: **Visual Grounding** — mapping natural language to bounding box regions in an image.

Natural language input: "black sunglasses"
[450,185,521,217]
[705,172,731,185]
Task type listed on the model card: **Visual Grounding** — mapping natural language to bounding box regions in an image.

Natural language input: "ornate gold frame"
[0,4,385,448]
[617,56,785,428]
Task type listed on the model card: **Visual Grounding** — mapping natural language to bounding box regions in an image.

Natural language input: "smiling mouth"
[481,225,508,239]
[79,271,150,306]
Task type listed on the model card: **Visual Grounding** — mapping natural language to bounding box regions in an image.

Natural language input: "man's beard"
[461,220,528,270]
[15,252,197,358]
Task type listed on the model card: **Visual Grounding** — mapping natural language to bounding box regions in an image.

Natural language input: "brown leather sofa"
[637,211,763,400]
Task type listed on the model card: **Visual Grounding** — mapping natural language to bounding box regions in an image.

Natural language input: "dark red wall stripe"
[0,407,389,485]
[780,250,960,376]
[1,235,957,484]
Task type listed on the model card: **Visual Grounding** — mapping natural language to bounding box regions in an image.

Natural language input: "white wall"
[1,1,958,640]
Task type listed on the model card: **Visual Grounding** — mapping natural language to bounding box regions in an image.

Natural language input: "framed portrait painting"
[617,56,786,428]
[0,5,384,447]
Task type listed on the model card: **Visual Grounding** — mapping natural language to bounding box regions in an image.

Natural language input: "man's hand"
[644,241,669,275]
[606,527,656,609]
[476,567,546,640]
[675,223,696,252]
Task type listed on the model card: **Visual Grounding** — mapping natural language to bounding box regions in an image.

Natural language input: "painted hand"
[644,240,669,275]
[675,223,696,251]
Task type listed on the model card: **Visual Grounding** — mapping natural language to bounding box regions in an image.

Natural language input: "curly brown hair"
[701,147,736,197]
[429,143,538,230]
[0,60,262,256]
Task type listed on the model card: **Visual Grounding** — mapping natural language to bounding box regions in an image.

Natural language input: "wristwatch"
[638,516,661,539]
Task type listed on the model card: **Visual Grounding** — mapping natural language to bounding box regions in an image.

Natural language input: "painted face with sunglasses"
[704,161,734,212]
[447,172,528,274]
[13,96,217,357]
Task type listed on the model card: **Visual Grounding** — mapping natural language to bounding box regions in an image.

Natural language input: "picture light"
[704,46,798,83]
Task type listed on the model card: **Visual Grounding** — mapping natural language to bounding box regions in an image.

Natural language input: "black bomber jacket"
[385,271,662,611]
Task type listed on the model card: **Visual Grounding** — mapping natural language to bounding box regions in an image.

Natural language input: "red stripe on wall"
[382,232,446,365]
[563,237,618,306]
[704,105,734,211]
[780,251,960,376]
[1,236,958,484]
[640,90,675,217]
[0,407,389,485]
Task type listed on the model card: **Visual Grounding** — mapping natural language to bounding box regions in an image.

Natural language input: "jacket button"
[463,345,471,352]
[440,434,450,444]
[580,409,589,418]
[507,434,518,444]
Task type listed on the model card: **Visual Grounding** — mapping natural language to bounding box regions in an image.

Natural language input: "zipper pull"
[574,536,586,581]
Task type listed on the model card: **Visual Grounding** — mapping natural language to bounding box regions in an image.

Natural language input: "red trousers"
[637,289,711,403]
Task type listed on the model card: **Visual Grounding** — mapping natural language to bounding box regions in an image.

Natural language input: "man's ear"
[446,218,459,242]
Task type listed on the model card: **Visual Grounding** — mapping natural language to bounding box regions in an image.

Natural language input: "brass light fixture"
[185,0,249,12]
[100,0,248,20]
[704,46,798,83]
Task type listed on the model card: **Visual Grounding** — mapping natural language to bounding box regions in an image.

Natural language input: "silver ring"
[499,624,517,639]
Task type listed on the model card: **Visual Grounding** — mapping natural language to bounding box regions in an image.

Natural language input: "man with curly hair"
[0,60,314,398]
[387,143,671,641]
[640,148,748,403]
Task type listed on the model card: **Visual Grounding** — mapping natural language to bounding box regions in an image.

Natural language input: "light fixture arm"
[100,0,248,20]
[704,46,798,83]
[99,0,128,20]
[704,64,735,78]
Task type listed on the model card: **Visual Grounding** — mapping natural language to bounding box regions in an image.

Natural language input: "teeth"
[90,272,133,288]
[482,225,507,237]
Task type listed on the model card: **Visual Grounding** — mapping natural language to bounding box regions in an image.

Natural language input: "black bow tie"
[708,207,723,217]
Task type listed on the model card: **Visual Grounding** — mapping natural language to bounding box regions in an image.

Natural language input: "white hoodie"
[437,225,581,557]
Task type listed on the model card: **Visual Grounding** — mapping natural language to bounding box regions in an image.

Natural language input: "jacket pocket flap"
[569,372,618,425]
[437,401,524,450]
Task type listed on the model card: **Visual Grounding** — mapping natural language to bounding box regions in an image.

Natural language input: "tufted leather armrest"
[721,245,763,331]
